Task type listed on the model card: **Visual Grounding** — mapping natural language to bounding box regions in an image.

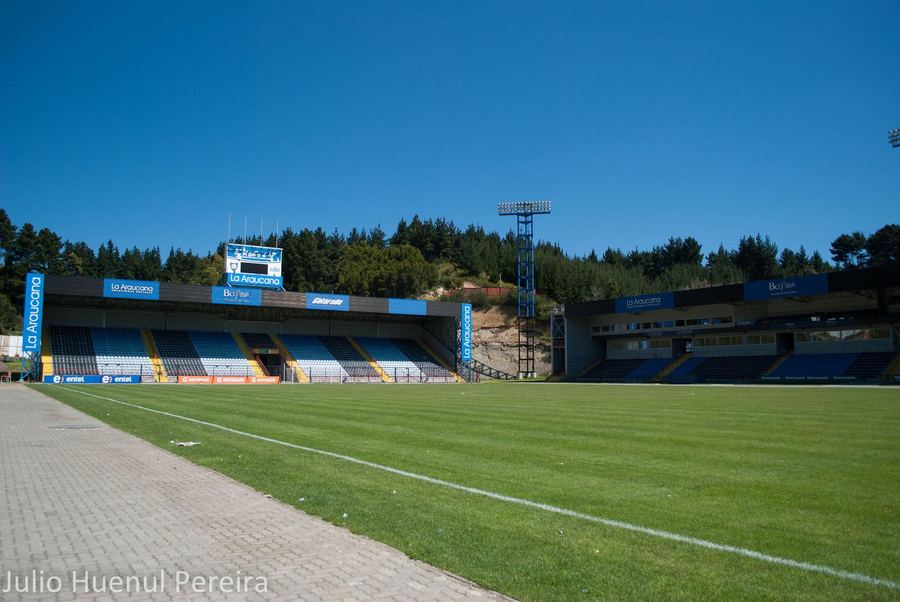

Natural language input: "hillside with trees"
[0,208,897,334]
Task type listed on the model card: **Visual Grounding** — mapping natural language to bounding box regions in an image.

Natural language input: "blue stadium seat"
[188,331,251,376]
[581,358,668,382]
[280,335,349,381]
[90,328,154,380]
[319,337,380,379]
[151,330,206,377]
[626,358,671,380]
[391,339,455,381]
[769,353,858,380]
[770,352,895,381]
[49,326,99,375]
[356,337,422,381]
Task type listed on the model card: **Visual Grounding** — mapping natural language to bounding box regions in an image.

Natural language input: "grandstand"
[559,266,900,384]
[33,275,468,384]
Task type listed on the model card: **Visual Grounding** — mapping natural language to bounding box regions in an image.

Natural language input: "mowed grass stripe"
[34,384,900,600]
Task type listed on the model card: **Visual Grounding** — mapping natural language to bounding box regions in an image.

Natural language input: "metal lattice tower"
[498,200,551,379]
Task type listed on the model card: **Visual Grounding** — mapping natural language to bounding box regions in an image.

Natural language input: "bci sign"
[211,286,262,306]
[744,274,828,301]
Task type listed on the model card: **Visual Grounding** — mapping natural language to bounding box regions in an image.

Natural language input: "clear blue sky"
[2,1,898,259]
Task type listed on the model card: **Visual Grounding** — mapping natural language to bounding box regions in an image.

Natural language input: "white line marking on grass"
[58,386,899,591]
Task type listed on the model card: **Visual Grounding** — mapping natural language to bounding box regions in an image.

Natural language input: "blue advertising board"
[226,273,283,289]
[103,278,160,300]
[43,375,142,384]
[22,272,45,355]
[388,298,427,316]
[461,303,473,362]
[615,291,674,313]
[211,286,262,306]
[743,274,828,302]
[306,292,350,311]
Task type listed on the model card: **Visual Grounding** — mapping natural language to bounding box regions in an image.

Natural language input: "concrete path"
[0,385,508,601]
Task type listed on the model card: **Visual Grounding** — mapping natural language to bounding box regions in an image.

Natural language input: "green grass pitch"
[32,383,900,601]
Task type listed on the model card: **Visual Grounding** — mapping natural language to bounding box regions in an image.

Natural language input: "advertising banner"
[43,375,142,384]
[226,272,282,288]
[177,375,280,384]
[743,274,828,301]
[306,292,350,311]
[214,375,250,384]
[388,298,427,316]
[615,291,675,313]
[461,303,473,362]
[178,376,213,384]
[225,244,283,289]
[103,278,160,300]
[211,286,263,307]
[22,272,45,355]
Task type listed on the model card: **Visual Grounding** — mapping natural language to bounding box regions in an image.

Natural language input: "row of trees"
[0,208,897,334]
[830,226,900,269]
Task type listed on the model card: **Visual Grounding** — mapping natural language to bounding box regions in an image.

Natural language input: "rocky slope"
[472,306,551,377]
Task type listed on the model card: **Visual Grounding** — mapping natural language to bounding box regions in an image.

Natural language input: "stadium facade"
[556,266,900,384]
[25,274,471,384]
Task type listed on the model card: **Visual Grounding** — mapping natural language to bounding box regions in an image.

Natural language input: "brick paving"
[0,385,510,601]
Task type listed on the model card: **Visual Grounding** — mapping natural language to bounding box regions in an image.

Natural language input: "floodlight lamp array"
[890,128,900,148]
[497,200,552,215]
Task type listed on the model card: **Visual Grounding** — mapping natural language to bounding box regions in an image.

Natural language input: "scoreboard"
[225,243,283,289]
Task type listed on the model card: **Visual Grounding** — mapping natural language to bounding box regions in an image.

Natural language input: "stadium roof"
[43,275,463,319]
[565,266,900,317]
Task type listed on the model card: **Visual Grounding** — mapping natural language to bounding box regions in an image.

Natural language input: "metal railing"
[49,362,461,384]
[279,364,458,384]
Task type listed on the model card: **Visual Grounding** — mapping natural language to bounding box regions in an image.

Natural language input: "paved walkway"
[0,385,508,601]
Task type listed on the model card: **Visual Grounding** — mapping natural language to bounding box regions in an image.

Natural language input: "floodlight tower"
[890,128,900,148]
[498,200,551,379]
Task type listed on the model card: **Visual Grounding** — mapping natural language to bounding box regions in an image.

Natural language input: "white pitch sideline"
[54,385,899,592]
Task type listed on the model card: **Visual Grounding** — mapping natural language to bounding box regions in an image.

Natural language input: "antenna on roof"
[227,213,231,243]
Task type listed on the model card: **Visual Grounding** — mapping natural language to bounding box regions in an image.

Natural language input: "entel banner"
[103,278,160,300]
[306,292,349,311]
[744,274,828,301]
[615,291,674,313]
[211,286,262,306]
[43,375,141,384]
[461,303,472,362]
[22,272,45,355]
